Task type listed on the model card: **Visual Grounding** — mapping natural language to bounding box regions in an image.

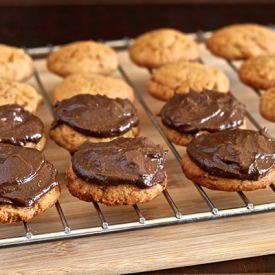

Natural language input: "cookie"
[182,129,275,191]
[147,62,229,101]
[0,77,42,112]
[260,87,275,122]
[24,133,47,151]
[50,94,139,152]
[51,74,134,105]
[50,123,139,153]
[66,137,167,206]
[0,186,60,223]
[0,144,60,223]
[239,54,275,89]
[129,28,200,68]
[47,41,118,77]
[0,44,34,81]
[206,24,275,60]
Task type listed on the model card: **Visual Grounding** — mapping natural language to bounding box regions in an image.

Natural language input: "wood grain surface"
[0,43,274,274]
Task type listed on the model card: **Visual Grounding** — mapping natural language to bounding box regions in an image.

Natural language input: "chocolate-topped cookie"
[182,129,275,191]
[50,94,139,152]
[66,137,167,205]
[0,104,46,151]
[159,90,246,146]
[0,144,60,222]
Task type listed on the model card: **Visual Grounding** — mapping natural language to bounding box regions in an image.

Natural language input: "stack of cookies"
[206,23,275,123]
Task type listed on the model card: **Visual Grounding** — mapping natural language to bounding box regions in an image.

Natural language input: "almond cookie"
[160,90,246,146]
[0,77,42,112]
[239,55,275,89]
[0,144,60,223]
[260,87,275,122]
[206,24,275,60]
[148,61,229,101]
[47,41,118,77]
[0,104,46,151]
[129,28,200,68]
[182,129,275,191]
[51,74,134,105]
[66,137,167,206]
[0,44,34,81]
[50,94,139,152]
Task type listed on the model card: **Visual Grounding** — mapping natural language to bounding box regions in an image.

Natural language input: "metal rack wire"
[0,32,274,248]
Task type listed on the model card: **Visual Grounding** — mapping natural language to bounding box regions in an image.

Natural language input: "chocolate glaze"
[52,94,139,138]
[0,144,58,207]
[0,104,44,146]
[187,129,275,180]
[72,137,167,188]
[160,90,245,134]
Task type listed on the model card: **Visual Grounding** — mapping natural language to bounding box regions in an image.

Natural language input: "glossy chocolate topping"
[0,144,58,207]
[0,104,44,146]
[72,137,167,188]
[187,129,275,180]
[160,90,245,134]
[52,94,139,137]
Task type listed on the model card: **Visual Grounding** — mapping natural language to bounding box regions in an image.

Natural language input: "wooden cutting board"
[0,43,275,274]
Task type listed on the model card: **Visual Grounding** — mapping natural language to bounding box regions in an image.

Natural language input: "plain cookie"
[51,74,134,105]
[0,77,42,112]
[0,44,34,81]
[129,28,200,68]
[239,54,275,89]
[47,41,118,77]
[206,24,275,60]
[147,61,229,101]
[67,166,167,206]
[260,87,275,122]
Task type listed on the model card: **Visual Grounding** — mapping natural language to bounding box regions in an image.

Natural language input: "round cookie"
[0,186,60,223]
[47,41,118,77]
[67,166,166,206]
[50,123,139,153]
[66,137,167,206]
[0,44,34,81]
[51,74,134,105]
[147,61,229,101]
[260,87,275,122]
[239,55,275,89]
[206,24,275,60]
[0,77,42,112]
[129,28,200,68]
[182,153,274,192]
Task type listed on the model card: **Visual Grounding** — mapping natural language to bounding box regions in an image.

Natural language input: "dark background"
[0,0,275,47]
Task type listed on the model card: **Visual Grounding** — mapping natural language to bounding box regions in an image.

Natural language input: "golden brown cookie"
[206,24,275,60]
[147,62,229,101]
[239,55,275,89]
[129,28,200,68]
[0,44,34,81]
[66,166,166,206]
[182,154,274,192]
[51,74,134,105]
[47,41,118,77]
[50,123,139,153]
[260,87,275,122]
[0,77,42,112]
[0,186,60,223]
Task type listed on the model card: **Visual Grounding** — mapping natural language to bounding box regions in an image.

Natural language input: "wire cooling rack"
[0,31,274,248]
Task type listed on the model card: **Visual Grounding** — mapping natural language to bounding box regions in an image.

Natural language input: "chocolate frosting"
[0,144,58,207]
[72,137,167,188]
[160,90,245,134]
[52,94,139,137]
[0,104,44,146]
[187,129,275,180]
